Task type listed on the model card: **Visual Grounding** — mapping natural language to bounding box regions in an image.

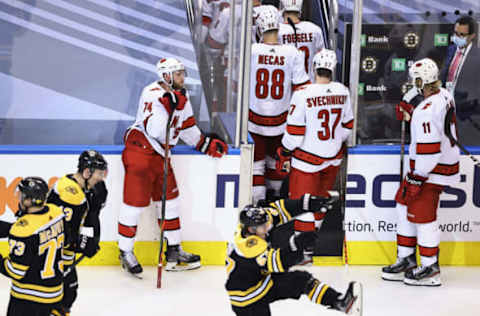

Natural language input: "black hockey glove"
[161,89,187,112]
[0,220,12,239]
[290,231,318,252]
[77,227,100,258]
[87,181,108,215]
[301,192,339,213]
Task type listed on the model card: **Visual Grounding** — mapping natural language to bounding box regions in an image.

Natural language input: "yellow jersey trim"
[10,205,64,238]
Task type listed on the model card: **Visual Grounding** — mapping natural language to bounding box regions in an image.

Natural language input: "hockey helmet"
[156,58,186,87]
[239,205,269,228]
[409,58,439,90]
[280,0,303,13]
[17,177,49,207]
[256,6,279,34]
[313,49,337,72]
[78,150,108,173]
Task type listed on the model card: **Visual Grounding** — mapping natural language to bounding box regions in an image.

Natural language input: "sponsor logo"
[366,84,387,92]
[434,33,449,46]
[358,83,365,96]
[367,35,389,43]
[392,58,406,72]
[361,56,377,73]
[403,32,420,48]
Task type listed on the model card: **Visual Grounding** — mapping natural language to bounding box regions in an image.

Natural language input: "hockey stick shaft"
[157,113,174,289]
[400,120,406,180]
[64,254,86,276]
[339,143,348,266]
[287,17,298,48]
[445,107,480,166]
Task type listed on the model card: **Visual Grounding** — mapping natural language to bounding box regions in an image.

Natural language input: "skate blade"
[403,275,441,287]
[347,282,363,316]
[121,263,143,279]
[381,272,405,282]
[165,261,201,272]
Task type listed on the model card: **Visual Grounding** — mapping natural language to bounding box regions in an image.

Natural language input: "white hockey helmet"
[256,6,279,34]
[156,57,185,86]
[409,58,439,90]
[313,49,337,72]
[280,0,303,13]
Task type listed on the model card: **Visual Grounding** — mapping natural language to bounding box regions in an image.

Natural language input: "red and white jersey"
[129,81,202,157]
[278,21,325,82]
[202,0,229,28]
[249,43,309,136]
[281,82,354,172]
[408,87,460,186]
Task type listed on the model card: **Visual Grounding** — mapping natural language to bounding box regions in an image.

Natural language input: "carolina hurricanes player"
[278,0,325,82]
[200,0,230,43]
[382,58,460,286]
[250,6,310,204]
[118,58,228,276]
[276,49,353,263]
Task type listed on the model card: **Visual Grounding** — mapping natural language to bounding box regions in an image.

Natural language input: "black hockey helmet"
[239,205,269,228]
[17,177,49,206]
[78,150,108,173]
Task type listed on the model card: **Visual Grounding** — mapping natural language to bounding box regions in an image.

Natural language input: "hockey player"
[118,57,228,276]
[278,0,325,82]
[249,6,310,204]
[48,150,108,316]
[276,49,353,263]
[382,58,460,286]
[0,220,12,238]
[227,195,363,316]
[0,177,65,316]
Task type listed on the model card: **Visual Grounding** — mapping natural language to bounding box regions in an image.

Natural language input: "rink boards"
[0,146,479,266]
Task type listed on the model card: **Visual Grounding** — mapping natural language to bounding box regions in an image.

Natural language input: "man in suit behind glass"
[440,16,480,146]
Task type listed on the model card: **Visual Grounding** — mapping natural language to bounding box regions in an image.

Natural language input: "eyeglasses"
[454,31,470,37]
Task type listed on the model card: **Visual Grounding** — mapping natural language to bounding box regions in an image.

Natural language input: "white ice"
[1,265,479,315]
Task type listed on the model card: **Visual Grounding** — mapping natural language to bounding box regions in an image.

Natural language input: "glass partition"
[341,0,480,146]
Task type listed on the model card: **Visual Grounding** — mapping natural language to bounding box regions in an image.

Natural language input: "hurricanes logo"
[361,56,377,73]
[403,32,419,48]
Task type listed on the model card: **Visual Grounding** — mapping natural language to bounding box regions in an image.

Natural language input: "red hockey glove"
[395,101,414,121]
[196,133,228,158]
[275,147,292,176]
[161,89,187,113]
[397,172,427,205]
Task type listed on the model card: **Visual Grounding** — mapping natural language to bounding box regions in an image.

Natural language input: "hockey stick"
[400,120,406,180]
[64,254,86,276]
[445,107,480,166]
[157,100,175,289]
[287,17,298,49]
[339,143,349,267]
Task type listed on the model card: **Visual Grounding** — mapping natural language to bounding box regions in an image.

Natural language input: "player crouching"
[226,195,363,316]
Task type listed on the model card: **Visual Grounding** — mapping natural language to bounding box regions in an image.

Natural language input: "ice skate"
[165,245,201,271]
[119,250,143,278]
[382,253,416,281]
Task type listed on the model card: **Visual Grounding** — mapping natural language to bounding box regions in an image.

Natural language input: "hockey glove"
[301,193,339,213]
[275,147,292,176]
[77,227,100,258]
[397,172,427,205]
[395,101,414,121]
[87,181,108,214]
[290,231,317,252]
[161,89,187,113]
[196,133,228,158]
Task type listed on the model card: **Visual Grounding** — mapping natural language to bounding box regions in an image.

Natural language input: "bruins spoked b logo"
[403,32,419,49]
[361,56,377,73]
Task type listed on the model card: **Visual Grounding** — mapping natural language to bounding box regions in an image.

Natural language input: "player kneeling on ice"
[382,58,460,286]
[118,57,228,277]
[226,194,363,316]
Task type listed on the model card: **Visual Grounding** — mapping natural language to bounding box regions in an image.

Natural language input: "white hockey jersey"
[249,43,310,136]
[408,87,460,186]
[201,0,229,42]
[128,81,202,157]
[278,21,325,82]
[281,82,354,173]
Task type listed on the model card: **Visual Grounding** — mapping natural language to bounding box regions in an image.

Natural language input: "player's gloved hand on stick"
[290,231,317,252]
[395,101,414,121]
[196,133,228,158]
[397,172,427,204]
[161,89,187,113]
[275,147,292,176]
[77,227,100,258]
[301,193,339,213]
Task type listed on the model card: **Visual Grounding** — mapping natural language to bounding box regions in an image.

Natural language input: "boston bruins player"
[226,195,363,316]
[0,177,65,316]
[48,150,108,316]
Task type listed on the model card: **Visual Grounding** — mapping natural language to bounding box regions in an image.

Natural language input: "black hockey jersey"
[225,199,307,307]
[47,175,88,266]
[0,204,65,304]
